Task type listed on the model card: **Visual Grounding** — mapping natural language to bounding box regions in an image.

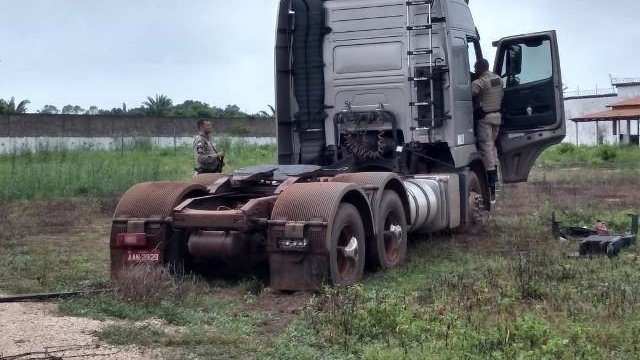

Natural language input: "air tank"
[404,174,460,234]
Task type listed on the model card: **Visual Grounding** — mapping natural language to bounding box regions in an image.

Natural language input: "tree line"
[0,94,274,118]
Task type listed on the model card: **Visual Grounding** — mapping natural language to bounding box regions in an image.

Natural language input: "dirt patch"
[195,284,313,336]
[0,199,112,247]
[0,300,158,360]
[248,290,312,336]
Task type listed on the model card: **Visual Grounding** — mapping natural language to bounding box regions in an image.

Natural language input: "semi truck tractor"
[110,0,565,291]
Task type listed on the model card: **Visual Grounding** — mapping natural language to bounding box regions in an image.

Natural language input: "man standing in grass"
[193,119,225,174]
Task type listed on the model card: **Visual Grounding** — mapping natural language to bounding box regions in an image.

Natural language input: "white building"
[564,78,640,145]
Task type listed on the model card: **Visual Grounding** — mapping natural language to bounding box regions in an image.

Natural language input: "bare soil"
[0,300,157,360]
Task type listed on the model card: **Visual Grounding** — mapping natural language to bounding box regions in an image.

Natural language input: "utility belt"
[195,157,224,174]
[474,107,501,121]
[195,167,221,174]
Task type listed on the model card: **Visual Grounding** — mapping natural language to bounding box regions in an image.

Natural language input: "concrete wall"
[0,115,277,153]
[5,90,640,151]
[0,114,276,138]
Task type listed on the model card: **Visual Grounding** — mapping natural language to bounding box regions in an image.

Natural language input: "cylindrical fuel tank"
[404,179,441,234]
[188,231,249,260]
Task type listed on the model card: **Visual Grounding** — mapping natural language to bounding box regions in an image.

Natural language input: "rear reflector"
[116,233,148,247]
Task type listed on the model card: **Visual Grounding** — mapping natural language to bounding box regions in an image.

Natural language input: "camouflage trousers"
[477,113,501,171]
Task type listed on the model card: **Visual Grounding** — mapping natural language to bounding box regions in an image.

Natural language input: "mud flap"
[269,253,328,291]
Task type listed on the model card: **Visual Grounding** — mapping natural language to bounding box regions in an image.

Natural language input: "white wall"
[617,85,640,99]
[0,136,277,154]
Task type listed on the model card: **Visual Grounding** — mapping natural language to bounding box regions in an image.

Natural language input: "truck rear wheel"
[459,171,484,234]
[330,203,366,286]
[369,190,407,269]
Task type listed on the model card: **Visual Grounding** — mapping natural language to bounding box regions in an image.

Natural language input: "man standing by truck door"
[193,119,225,174]
[472,59,504,204]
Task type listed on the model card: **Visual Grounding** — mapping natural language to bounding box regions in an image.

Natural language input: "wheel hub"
[343,236,359,260]
[385,224,403,245]
[469,191,485,225]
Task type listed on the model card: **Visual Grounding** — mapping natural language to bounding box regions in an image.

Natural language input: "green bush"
[555,142,576,155]
[595,145,618,162]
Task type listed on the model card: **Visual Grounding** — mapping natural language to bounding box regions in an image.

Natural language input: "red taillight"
[116,233,148,247]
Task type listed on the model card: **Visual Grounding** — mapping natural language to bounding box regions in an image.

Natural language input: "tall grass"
[5,142,637,201]
[0,139,276,201]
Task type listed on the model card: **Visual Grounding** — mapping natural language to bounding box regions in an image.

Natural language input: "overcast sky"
[0,0,638,113]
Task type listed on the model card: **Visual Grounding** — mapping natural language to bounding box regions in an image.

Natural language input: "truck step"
[407,24,433,31]
[410,101,432,107]
[408,49,433,56]
[406,0,434,6]
[409,66,449,82]
[415,115,452,128]
[406,19,446,31]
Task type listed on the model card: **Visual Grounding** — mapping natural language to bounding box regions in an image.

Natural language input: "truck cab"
[275,0,565,185]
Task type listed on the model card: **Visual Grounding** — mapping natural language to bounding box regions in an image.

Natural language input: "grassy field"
[1,144,640,359]
[0,138,276,201]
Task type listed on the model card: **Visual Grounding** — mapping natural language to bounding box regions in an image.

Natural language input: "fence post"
[8,116,13,154]
[173,118,177,155]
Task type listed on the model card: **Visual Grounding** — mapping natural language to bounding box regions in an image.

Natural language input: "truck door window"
[500,39,552,87]
[467,39,479,75]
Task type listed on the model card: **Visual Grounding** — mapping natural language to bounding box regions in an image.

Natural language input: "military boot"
[487,169,498,204]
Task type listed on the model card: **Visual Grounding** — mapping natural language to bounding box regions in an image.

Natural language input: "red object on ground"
[595,220,609,235]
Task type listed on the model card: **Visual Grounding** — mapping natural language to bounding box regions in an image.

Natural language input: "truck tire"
[459,171,484,234]
[329,203,366,286]
[369,190,407,269]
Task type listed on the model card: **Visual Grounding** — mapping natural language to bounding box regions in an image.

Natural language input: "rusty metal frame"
[173,195,279,230]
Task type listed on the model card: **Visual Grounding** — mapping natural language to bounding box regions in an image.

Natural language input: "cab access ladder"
[405,0,449,133]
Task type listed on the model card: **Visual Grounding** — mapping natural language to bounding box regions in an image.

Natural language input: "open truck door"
[493,31,565,183]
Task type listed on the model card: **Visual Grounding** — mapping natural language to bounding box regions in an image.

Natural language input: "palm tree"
[143,94,173,116]
[0,97,30,114]
[257,104,276,117]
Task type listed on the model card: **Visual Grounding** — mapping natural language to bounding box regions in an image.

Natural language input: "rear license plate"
[125,250,161,263]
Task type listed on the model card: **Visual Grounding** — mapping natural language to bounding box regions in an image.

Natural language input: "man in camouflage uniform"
[193,119,225,174]
[472,59,504,204]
